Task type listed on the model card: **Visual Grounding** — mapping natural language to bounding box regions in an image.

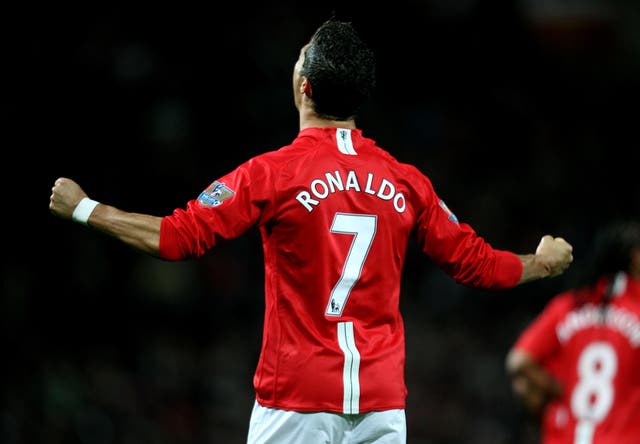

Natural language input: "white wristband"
[72,197,99,225]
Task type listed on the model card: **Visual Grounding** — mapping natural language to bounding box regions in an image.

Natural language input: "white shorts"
[246,400,406,444]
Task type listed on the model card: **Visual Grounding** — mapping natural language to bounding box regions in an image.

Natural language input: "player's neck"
[299,111,356,131]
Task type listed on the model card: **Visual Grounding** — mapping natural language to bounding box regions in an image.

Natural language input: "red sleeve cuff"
[492,250,523,289]
[158,217,183,261]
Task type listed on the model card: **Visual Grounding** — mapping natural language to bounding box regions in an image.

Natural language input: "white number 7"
[326,213,377,317]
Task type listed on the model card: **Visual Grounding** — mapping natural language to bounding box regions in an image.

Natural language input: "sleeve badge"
[438,199,459,224]
[197,181,235,207]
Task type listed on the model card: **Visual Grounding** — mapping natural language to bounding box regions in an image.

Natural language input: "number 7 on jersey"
[326,213,377,317]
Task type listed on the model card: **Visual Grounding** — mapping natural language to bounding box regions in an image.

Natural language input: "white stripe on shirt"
[336,128,357,155]
[337,321,361,414]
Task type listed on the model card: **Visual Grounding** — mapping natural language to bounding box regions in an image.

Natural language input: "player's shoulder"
[626,275,640,295]
[363,140,430,180]
[544,289,582,314]
[243,139,306,166]
[388,155,434,189]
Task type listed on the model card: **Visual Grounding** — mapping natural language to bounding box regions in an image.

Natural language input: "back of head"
[576,219,640,292]
[301,19,376,121]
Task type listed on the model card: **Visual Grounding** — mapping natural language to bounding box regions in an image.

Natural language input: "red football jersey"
[512,273,640,444]
[159,127,522,413]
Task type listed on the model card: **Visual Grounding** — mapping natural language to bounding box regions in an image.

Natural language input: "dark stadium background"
[4,1,640,443]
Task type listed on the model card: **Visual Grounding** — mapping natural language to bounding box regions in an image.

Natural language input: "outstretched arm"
[49,177,163,257]
[505,348,562,417]
[517,235,573,285]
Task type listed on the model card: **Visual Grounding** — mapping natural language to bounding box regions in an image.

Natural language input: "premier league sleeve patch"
[197,181,235,207]
[438,199,459,224]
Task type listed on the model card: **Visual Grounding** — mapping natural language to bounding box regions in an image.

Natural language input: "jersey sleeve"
[512,295,567,361]
[410,170,522,290]
[159,155,276,261]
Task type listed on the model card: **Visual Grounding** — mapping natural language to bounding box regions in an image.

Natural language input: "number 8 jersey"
[158,127,523,414]
[511,272,640,444]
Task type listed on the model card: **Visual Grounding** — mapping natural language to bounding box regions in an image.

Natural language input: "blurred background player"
[50,18,573,444]
[506,219,640,444]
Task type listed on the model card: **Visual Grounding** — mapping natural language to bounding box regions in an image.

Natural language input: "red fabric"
[513,274,640,444]
[159,127,523,413]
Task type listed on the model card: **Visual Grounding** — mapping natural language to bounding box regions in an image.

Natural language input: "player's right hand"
[49,177,88,220]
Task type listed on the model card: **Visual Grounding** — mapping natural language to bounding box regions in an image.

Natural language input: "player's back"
[539,273,640,444]
[164,125,520,413]
[250,126,429,413]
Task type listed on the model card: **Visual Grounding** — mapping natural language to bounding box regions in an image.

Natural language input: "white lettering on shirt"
[556,304,640,348]
[295,170,406,213]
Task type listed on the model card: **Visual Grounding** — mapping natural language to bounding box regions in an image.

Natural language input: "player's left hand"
[535,235,574,277]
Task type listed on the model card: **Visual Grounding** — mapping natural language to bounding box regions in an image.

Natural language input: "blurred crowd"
[4,1,640,443]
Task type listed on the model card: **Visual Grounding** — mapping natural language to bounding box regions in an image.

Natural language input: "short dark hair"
[301,19,376,120]
[577,219,640,289]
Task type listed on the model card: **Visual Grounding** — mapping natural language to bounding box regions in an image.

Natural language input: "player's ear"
[301,77,312,97]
